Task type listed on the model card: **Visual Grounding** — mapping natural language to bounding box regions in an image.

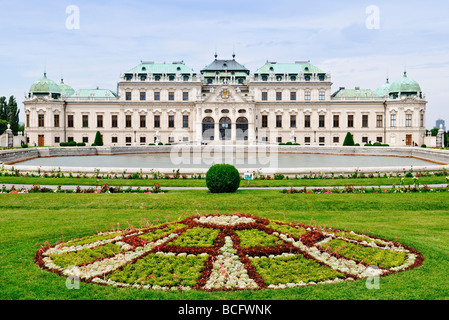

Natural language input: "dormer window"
[304,67,309,72]
[269,66,274,71]
[142,67,147,71]
[177,66,181,71]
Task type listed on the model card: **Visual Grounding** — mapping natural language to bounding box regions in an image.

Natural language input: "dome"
[389,72,421,95]
[375,78,391,97]
[30,73,61,96]
[58,78,75,97]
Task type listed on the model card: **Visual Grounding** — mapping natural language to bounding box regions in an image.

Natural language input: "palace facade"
[24,55,427,147]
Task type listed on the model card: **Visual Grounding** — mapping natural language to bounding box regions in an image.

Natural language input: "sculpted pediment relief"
[203,86,247,103]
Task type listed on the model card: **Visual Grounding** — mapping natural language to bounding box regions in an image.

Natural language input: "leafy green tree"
[93,131,103,146]
[343,132,355,146]
[0,119,8,135]
[6,96,19,136]
[0,96,7,122]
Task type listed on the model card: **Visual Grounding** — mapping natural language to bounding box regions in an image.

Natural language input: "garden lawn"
[0,191,448,300]
[0,175,447,188]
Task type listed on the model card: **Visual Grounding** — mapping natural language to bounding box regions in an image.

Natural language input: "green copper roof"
[255,61,326,74]
[375,78,391,97]
[59,79,75,97]
[389,72,421,93]
[334,88,374,98]
[30,73,61,94]
[125,62,195,75]
[75,89,117,98]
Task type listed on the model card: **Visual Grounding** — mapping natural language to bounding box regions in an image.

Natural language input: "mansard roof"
[255,61,326,75]
[125,61,196,75]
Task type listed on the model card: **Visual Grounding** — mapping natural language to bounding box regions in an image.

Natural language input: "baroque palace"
[24,55,427,147]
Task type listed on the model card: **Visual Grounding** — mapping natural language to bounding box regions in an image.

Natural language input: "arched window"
[219,117,232,140]
[202,117,215,141]
[236,117,248,141]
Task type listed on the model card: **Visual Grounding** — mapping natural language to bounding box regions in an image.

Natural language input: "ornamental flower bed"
[35,213,423,291]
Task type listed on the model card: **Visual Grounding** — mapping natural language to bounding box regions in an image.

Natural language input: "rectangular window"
[290,92,296,101]
[277,137,282,143]
[154,115,160,128]
[126,92,131,101]
[97,115,103,128]
[126,137,132,144]
[319,137,325,144]
[140,115,146,128]
[319,115,325,128]
[183,92,189,101]
[333,136,339,143]
[276,92,282,101]
[391,114,397,127]
[276,115,282,128]
[68,137,74,143]
[112,136,118,143]
[290,115,296,128]
[183,115,189,128]
[261,92,268,101]
[305,91,311,101]
[82,115,89,128]
[38,114,45,127]
[406,114,412,127]
[140,136,146,144]
[362,115,369,128]
[111,115,118,128]
[83,137,89,144]
[169,137,175,143]
[26,114,30,128]
[154,92,160,101]
[125,115,132,128]
[347,115,354,128]
[262,115,268,128]
[304,115,311,128]
[305,137,311,144]
[168,115,175,128]
[333,115,339,128]
[362,137,368,143]
[140,92,146,101]
[54,136,60,144]
[67,115,74,128]
[168,92,174,101]
[54,114,59,128]
[420,114,424,127]
[376,115,383,128]
[319,91,325,101]
[377,137,383,143]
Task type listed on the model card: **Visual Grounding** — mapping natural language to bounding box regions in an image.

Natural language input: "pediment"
[203,86,248,103]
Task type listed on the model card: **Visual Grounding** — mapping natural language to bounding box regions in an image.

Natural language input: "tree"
[0,96,7,122]
[93,131,103,146]
[0,119,8,135]
[6,96,19,136]
[343,132,355,146]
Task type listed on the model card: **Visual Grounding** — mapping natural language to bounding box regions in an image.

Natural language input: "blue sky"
[1,0,448,127]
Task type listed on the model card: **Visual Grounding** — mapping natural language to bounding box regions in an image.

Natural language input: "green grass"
[0,175,447,188]
[1,191,449,300]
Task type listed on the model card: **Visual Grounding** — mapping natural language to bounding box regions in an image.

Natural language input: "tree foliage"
[343,132,355,146]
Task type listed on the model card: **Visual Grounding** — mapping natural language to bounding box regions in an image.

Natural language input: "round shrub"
[206,164,240,193]
[67,141,77,147]
[421,144,427,148]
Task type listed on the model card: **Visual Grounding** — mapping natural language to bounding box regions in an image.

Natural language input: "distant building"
[435,119,446,131]
[24,55,427,147]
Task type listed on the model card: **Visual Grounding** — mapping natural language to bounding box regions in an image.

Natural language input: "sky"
[0,0,448,127]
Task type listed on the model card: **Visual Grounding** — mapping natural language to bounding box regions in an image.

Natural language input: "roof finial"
[214,49,218,60]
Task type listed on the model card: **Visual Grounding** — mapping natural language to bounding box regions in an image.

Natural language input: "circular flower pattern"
[35,213,423,291]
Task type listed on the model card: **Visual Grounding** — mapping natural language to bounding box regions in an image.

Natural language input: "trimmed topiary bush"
[67,141,77,147]
[343,132,355,146]
[77,142,86,147]
[206,164,240,193]
[421,144,427,148]
[94,131,103,146]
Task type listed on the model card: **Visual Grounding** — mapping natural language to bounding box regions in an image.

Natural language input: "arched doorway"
[236,117,248,141]
[219,117,232,140]
[202,117,215,141]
